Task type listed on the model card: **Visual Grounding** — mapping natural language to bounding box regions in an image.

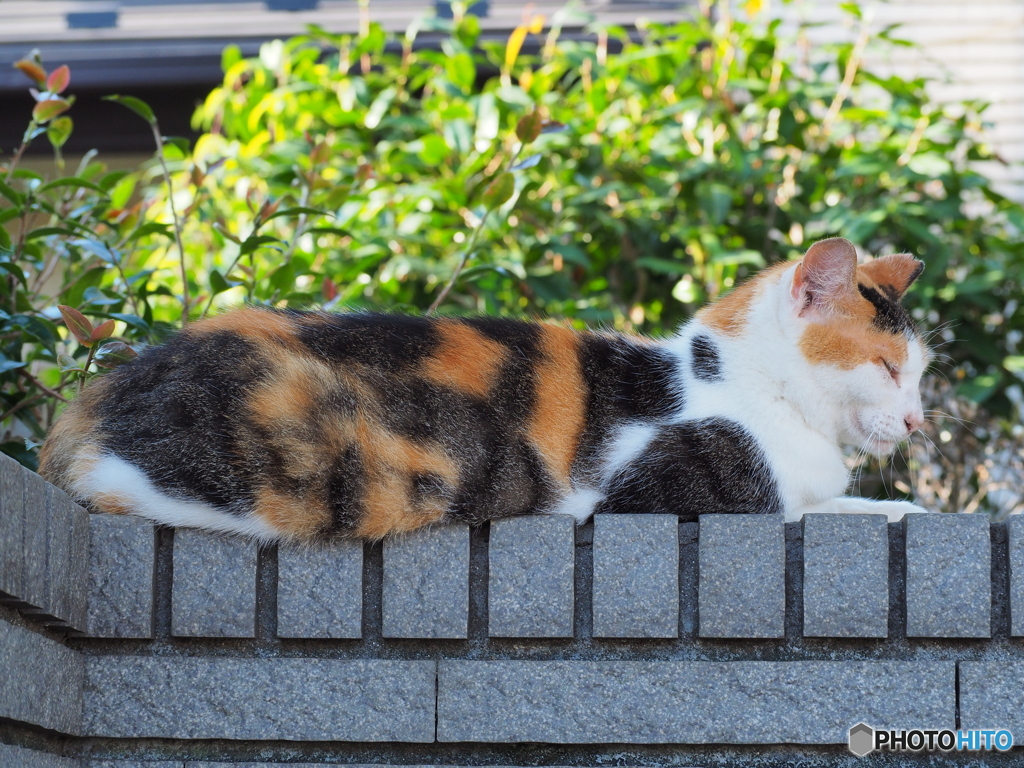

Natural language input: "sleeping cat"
[39,237,929,542]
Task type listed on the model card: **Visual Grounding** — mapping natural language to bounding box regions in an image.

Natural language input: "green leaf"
[103,94,156,125]
[109,313,150,333]
[71,238,120,264]
[516,112,543,143]
[239,234,282,256]
[11,315,58,352]
[32,98,71,123]
[481,172,515,209]
[511,154,541,172]
[0,179,23,205]
[365,86,397,129]
[209,269,242,295]
[93,341,138,369]
[38,176,107,195]
[57,353,83,373]
[47,116,73,149]
[264,206,328,222]
[0,354,26,375]
[1005,356,1024,379]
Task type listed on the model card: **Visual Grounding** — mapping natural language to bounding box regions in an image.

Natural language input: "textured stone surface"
[383,525,468,639]
[88,514,155,638]
[906,513,990,638]
[0,744,79,768]
[489,516,574,638]
[592,514,678,638]
[171,529,256,638]
[0,452,26,601]
[278,540,362,638]
[437,660,954,743]
[698,515,785,638]
[85,762,183,768]
[44,484,89,630]
[83,656,436,741]
[960,661,1024,740]
[1009,517,1024,637]
[0,616,83,733]
[802,514,888,638]
[22,468,49,610]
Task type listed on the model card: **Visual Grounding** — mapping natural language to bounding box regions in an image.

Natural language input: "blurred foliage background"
[1,1,1022,514]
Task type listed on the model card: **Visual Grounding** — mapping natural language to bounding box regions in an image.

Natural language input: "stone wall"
[2,452,1024,766]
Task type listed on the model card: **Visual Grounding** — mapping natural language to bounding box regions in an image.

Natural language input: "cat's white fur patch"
[548,487,603,523]
[601,422,658,480]
[78,454,279,541]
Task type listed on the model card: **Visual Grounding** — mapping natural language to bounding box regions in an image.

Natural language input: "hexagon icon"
[848,722,874,757]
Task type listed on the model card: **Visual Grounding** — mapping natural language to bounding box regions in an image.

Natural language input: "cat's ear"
[858,253,925,299]
[791,237,859,318]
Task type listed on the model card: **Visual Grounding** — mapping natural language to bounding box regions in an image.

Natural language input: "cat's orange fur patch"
[91,491,134,516]
[858,254,923,297]
[698,262,788,336]
[248,355,326,427]
[39,379,108,496]
[528,324,586,486]
[799,322,909,369]
[354,419,458,539]
[189,308,299,347]
[421,320,507,398]
[255,487,331,540]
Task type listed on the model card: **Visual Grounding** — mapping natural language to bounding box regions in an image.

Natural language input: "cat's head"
[789,237,928,456]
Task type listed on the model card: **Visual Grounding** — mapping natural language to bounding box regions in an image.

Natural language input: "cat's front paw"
[844,499,929,522]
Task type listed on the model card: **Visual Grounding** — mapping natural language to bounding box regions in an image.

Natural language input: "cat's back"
[41,308,654,540]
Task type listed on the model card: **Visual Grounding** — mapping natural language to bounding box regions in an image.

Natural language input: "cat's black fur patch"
[858,284,916,336]
[690,334,723,381]
[574,335,685,476]
[296,312,439,371]
[598,418,781,520]
[324,445,366,533]
[97,330,267,512]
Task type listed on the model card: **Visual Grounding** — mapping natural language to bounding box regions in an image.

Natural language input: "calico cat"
[39,237,930,542]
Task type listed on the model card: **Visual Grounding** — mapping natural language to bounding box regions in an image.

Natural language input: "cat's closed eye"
[878,358,900,384]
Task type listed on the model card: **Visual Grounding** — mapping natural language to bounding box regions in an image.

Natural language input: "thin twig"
[19,368,69,403]
[426,144,524,315]
[150,122,189,322]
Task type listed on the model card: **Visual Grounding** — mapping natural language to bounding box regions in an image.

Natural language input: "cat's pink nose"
[904,412,924,434]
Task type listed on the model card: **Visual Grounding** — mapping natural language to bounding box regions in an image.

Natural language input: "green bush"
[1,1,1022,472]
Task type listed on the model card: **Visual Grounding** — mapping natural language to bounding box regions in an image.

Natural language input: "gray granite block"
[383,524,468,639]
[0,616,83,733]
[489,516,574,638]
[802,514,888,638]
[960,661,1024,741]
[85,762,183,768]
[44,484,88,630]
[278,540,362,638]
[698,515,785,638]
[437,660,954,743]
[0,452,26,600]
[592,514,678,638]
[22,468,49,610]
[88,514,155,638]
[1009,517,1024,636]
[905,513,990,638]
[83,656,436,741]
[171,529,256,638]
[0,743,79,768]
